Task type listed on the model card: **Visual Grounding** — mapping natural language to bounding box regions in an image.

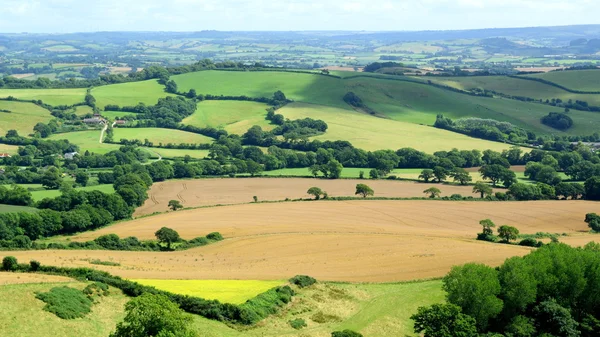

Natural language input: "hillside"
[525,69,600,92]
[0,100,53,136]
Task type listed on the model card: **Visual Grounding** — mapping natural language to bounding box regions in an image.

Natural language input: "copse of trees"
[541,112,574,130]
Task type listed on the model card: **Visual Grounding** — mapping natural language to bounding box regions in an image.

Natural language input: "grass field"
[112,128,214,145]
[144,147,209,159]
[92,79,175,108]
[0,100,53,136]
[182,100,273,134]
[0,204,39,213]
[48,131,122,154]
[131,279,283,304]
[0,88,86,106]
[525,69,600,92]
[101,110,140,119]
[73,105,94,116]
[134,178,501,216]
[279,103,512,152]
[30,184,114,201]
[0,143,20,154]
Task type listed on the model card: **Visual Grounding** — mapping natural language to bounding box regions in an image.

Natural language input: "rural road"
[99,121,116,144]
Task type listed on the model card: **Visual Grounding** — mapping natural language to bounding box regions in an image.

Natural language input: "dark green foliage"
[541,112,574,130]
[29,260,41,271]
[2,255,17,271]
[35,286,93,319]
[154,227,180,249]
[411,303,478,337]
[584,176,600,200]
[289,275,317,288]
[519,238,543,247]
[584,213,600,232]
[205,232,223,241]
[89,259,121,266]
[83,282,110,298]
[331,330,364,337]
[238,286,295,324]
[498,225,520,243]
[289,318,307,330]
[363,61,404,73]
[343,92,365,108]
[435,115,528,142]
[534,299,580,337]
[355,183,374,198]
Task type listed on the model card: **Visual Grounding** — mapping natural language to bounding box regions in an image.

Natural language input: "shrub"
[89,259,121,267]
[35,286,93,319]
[331,330,364,337]
[519,238,543,247]
[289,318,307,330]
[289,275,317,288]
[477,233,498,242]
[2,256,18,271]
[206,232,224,241]
[30,260,41,271]
[187,237,209,245]
[311,311,342,323]
[450,194,463,200]
[83,282,110,298]
[585,213,600,232]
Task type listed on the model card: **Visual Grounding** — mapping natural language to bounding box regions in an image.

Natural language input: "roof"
[0,153,11,157]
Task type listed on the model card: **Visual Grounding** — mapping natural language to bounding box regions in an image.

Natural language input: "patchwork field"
[11,200,590,282]
[112,128,214,145]
[182,100,273,134]
[48,130,122,154]
[525,69,600,92]
[279,103,512,153]
[0,88,86,106]
[134,178,500,216]
[92,79,175,108]
[0,101,53,136]
[132,279,283,304]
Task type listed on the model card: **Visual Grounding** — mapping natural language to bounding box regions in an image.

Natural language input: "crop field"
[182,100,273,134]
[131,279,283,304]
[48,131,122,154]
[279,103,512,152]
[0,272,72,285]
[10,200,589,282]
[0,204,39,213]
[525,70,600,92]
[0,101,53,136]
[0,88,86,106]
[134,178,500,216]
[30,184,115,201]
[112,128,214,145]
[92,79,175,108]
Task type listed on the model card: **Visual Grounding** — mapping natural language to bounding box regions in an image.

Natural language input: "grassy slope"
[0,101,53,136]
[48,131,122,154]
[92,79,175,108]
[112,128,214,145]
[0,204,39,213]
[30,184,115,201]
[279,103,512,153]
[0,88,86,106]
[182,100,273,134]
[0,281,128,337]
[525,70,600,92]
[0,143,19,154]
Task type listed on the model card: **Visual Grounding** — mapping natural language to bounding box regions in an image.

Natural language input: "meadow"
[182,100,273,134]
[112,128,214,145]
[144,147,209,159]
[0,88,86,106]
[0,143,19,154]
[0,204,39,214]
[30,184,115,201]
[48,131,122,154]
[91,79,175,108]
[0,101,53,136]
[525,69,600,92]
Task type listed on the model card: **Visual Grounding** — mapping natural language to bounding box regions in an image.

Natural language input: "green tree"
[186,89,197,99]
[168,200,183,211]
[584,176,600,200]
[498,225,520,243]
[480,165,513,187]
[246,160,263,177]
[433,166,448,183]
[326,160,343,179]
[355,184,374,198]
[585,213,600,232]
[307,187,324,200]
[473,182,493,198]
[411,303,478,337]
[423,187,441,198]
[154,227,180,249]
[41,167,63,190]
[505,316,536,337]
[533,299,580,337]
[110,293,194,337]
[165,80,178,94]
[479,219,496,236]
[419,169,434,183]
[452,169,472,185]
[443,263,503,330]
[331,330,363,337]
[2,256,18,271]
[75,170,89,187]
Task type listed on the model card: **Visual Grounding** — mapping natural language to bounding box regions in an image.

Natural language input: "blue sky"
[0,0,598,33]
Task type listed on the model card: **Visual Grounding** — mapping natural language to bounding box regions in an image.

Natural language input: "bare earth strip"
[134,178,497,217]
[0,273,73,285]
[8,200,598,283]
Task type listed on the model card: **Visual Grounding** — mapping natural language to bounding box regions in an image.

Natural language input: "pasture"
[0,143,20,154]
[525,69,600,92]
[278,102,512,153]
[112,128,214,145]
[144,147,209,159]
[131,279,283,304]
[182,100,273,134]
[0,88,86,106]
[0,100,53,136]
[30,184,115,201]
[91,79,175,108]
[48,131,122,154]
[134,178,499,216]
[0,204,39,214]
[14,200,591,282]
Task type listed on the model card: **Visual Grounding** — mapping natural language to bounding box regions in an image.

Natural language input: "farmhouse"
[0,153,11,158]
[83,117,105,125]
[115,120,127,125]
[64,152,78,160]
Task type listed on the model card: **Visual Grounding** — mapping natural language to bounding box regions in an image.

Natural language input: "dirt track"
[9,200,597,283]
[134,178,496,217]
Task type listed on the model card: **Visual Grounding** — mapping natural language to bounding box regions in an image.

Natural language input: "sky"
[0,0,598,33]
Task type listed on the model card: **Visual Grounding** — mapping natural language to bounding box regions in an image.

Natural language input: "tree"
[246,160,263,177]
[433,166,448,183]
[110,293,194,337]
[479,219,496,236]
[154,227,180,249]
[186,89,197,99]
[585,213,600,232]
[443,263,503,330]
[452,169,472,185]
[168,200,183,211]
[326,160,343,179]
[165,80,178,94]
[473,182,493,199]
[424,187,441,198]
[419,169,434,183]
[75,170,89,187]
[331,330,364,337]
[85,93,96,107]
[307,187,324,200]
[533,299,580,337]
[584,176,600,200]
[480,165,515,187]
[411,303,478,337]
[498,225,520,243]
[355,184,374,198]
[2,256,18,271]
[273,90,287,102]
[41,167,63,190]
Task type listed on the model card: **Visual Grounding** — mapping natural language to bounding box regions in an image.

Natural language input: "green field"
[48,131,122,154]
[101,111,140,119]
[30,184,115,201]
[279,103,512,153]
[182,100,273,134]
[0,88,86,107]
[0,143,19,154]
[92,79,175,108]
[0,204,39,213]
[112,128,214,145]
[525,70,600,92]
[73,105,94,116]
[0,100,53,136]
[132,280,284,304]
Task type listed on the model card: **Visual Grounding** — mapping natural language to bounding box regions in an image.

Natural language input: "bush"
[83,282,110,298]
[477,233,498,242]
[35,286,93,319]
[450,194,463,200]
[2,256,18,271]
[206,232,224,241]
[289,318,307,330]
[331,329,363,337]
[289,275,317,288]
[311,311,342,323]
[541,112,573,130]
[89,259,121,266]
[30,260,41,271]
[519,238,543,247]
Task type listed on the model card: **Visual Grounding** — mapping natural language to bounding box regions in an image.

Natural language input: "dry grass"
[134,178,497,216]
[0,273,73,285]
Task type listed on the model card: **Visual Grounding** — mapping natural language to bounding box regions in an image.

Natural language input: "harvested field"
[0,273,73,285]
[134,178,498,216]
[13,200,596,282]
